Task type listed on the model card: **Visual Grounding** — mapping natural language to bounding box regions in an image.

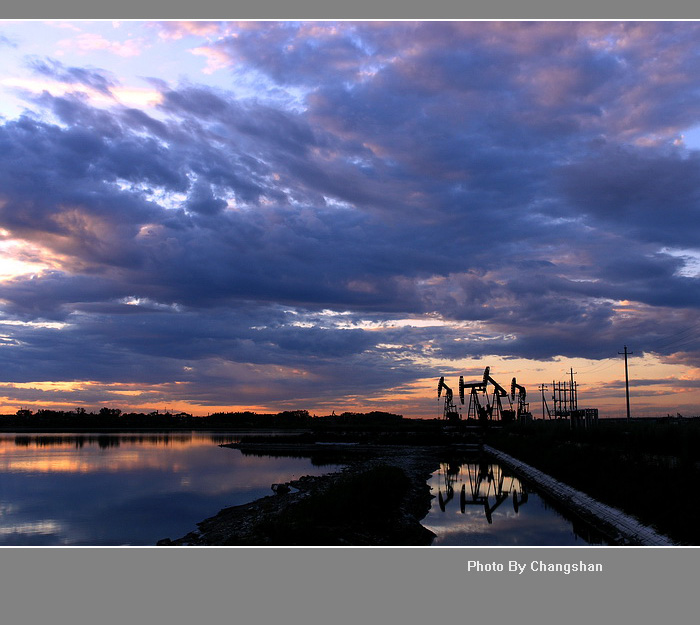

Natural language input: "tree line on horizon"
[1,407,406,429]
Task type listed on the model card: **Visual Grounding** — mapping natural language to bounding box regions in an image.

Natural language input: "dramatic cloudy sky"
[1,20,700,418]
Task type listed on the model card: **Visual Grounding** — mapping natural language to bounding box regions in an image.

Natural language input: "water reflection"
[436,460,529,523]
[424,456,608,546]
[0,432,342,546]
[10,432,243,449]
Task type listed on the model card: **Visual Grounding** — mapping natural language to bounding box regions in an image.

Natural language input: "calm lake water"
[0,433,606,546]
[0,431,342,546]
[422,460,607,546]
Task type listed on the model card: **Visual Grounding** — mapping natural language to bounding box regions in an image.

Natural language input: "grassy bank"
[253,464,433,545]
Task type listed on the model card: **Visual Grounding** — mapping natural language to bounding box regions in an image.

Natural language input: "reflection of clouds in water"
[0,452,152,474]
[0,434,327,491]
[0,520,86,546]
[426,504,585,546]
[0,502,16,516]
[0,519,64,537]
[0,433,231,475]
[0,434,343,545]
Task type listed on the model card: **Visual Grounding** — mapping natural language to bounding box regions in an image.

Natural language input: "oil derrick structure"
[437,377,460,423]
[510,378,533,423]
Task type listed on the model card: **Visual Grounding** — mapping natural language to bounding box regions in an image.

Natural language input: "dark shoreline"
[158,444,442,546]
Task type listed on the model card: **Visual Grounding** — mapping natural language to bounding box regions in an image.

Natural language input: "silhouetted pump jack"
[437,377,460,423]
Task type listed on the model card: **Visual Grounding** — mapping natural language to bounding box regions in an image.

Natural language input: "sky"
[1,20,700,419]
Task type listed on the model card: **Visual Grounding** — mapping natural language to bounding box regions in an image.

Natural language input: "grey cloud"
[559,148,700,249]
[28,57,116,95]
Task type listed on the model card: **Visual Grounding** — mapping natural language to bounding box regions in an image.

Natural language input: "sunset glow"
[1,21,700,419]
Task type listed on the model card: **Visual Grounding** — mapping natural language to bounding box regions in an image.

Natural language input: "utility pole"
[539,384,548,420]
[618,345,633,421]
[569,367,577,412]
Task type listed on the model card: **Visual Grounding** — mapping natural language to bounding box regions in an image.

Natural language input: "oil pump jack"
[444,367,533,426]
[511,377,533,423]
[460,367,516,423]
[437,377,460,424]
[483,366,514,422]
[459,370,490,424]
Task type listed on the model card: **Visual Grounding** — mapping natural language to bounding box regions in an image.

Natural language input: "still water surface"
[0,432,342,546]
[422,460,606,546]
[1,434,606,546]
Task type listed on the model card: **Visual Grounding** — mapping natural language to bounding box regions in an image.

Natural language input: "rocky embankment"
[158,444,441,546]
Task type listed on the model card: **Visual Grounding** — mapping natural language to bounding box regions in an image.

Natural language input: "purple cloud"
[1,21,700,415]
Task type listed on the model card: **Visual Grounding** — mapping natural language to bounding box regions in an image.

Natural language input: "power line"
[642,319,700,354]
[576,359,618,376]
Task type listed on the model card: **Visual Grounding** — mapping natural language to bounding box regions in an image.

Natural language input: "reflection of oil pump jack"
[435,459,529,523]
[437,461,460,511]
[437,377,460,424]
[460,461,530,523]
[459,460,508,523]
[512,485,529,513]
